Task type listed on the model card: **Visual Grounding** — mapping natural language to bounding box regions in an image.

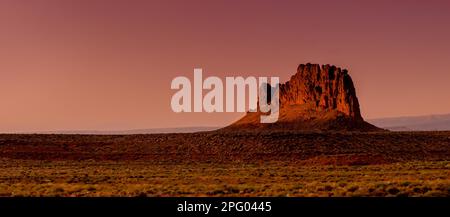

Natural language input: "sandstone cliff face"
[280,63,362,120]
[224,63,380,131]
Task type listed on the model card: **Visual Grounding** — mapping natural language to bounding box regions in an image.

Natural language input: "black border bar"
[0,197,448,216]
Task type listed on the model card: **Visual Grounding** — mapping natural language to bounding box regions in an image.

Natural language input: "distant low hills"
[368,114,450,131]
[23,127,220,135]
[32,112,450,134]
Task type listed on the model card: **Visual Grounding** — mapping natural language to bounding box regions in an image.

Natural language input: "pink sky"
[1,0,450,132]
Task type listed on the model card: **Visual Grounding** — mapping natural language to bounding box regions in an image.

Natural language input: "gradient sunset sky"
[1,0,450,132]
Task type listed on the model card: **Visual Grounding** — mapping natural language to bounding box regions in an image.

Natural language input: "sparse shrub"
[347,186,359,192]
[387,187,400,195]
[54,187,64,193]
[323,185,333,191]
[338,182,347,187]
[401,181,411,187]
[87,187,96,192]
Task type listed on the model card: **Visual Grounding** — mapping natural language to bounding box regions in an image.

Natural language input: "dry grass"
[0,159,448,197]
[0,133,449,197]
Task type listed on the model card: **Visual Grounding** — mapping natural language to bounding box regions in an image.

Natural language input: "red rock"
[223,63,381,131]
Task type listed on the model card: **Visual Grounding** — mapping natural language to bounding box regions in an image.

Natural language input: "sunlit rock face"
[223,63,381,132]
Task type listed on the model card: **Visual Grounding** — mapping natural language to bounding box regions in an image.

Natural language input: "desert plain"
[0,131,449,197]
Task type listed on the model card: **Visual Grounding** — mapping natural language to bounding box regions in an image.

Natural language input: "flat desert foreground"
[0,159,449,197]
[0,132,449,197]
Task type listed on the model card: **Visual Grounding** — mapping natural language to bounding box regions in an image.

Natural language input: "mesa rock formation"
[223,63,380,131]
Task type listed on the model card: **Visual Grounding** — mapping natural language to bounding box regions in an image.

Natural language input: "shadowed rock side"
[223,63,381,131]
